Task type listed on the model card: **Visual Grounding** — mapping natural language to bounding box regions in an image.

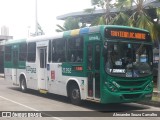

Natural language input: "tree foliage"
[91,0,115,24]
[56,17,85,32]
[90,0,160,40]
[114,0,160,40]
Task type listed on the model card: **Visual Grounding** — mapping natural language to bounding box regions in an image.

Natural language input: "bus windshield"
[104,42,152,77]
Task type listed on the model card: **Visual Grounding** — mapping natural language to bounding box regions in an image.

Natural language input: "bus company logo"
[89,36,100,41]
[26,66,36,73]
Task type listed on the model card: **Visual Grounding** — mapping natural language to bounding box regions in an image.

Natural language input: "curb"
[138,92,160,107]
[138,100,160,107]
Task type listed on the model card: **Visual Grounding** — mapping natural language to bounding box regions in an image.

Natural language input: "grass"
[152,93,160,102]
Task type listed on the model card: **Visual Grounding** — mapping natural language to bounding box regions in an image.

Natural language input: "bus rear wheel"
[69,84,81,105]
[20,77,27,92]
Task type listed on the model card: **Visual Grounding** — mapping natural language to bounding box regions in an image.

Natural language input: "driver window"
[109,45,119,66]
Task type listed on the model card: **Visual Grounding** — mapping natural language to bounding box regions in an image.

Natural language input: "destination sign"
[110,31,146,40]
[105,28,151,41]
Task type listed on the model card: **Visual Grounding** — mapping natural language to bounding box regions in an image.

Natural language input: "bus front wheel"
[69,84,81,105]
[20,77,27,92]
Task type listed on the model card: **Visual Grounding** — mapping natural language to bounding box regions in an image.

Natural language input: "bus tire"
[20,77,27,92]
[69,84,81,105]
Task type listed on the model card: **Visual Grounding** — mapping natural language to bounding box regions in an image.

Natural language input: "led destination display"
[105,28,151,41]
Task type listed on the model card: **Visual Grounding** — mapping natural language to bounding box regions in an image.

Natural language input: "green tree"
[56,17,86,32]
[90,0,115,25]
[112,0,160,40]
[88,0,160,40]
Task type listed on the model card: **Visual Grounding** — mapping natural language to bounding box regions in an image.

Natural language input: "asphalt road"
[0,77,159,120]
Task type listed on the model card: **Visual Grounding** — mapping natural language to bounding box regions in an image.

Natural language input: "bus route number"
[62,68,71,74]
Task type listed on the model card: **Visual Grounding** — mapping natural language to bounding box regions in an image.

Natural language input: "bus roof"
[27,32,63,42]
[4,25,150,44]
[63,25,149,37]
[5,38,26,45]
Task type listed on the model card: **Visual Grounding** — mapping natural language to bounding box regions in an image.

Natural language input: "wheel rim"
[72,89,79,100]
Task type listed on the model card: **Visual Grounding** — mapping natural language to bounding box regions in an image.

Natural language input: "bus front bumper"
[100,88,153,104]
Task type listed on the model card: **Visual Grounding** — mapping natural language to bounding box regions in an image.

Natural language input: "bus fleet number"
[62,68,71,74]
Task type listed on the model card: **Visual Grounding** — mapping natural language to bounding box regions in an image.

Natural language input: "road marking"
[0,95,63,120]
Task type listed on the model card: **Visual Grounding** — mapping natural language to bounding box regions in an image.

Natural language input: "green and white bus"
[4,25,153,104]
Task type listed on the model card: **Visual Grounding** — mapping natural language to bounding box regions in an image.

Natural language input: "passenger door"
[38,47,47,90]
[87,42,101,100]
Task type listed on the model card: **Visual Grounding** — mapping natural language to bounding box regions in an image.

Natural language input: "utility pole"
[35,0,38,36]
[158,43,160,91]
[28,26,30,37]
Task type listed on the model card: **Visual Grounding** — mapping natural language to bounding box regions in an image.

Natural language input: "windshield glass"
[104,42,152,77]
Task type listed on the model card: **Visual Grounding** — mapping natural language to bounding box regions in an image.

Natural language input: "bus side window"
[19,43,27,61]
[52,40,56,62]
[48,40,52,62]
[27,42,36,62]
[67,37,83,62]
[52,39,66,62]
[5,46,12,61]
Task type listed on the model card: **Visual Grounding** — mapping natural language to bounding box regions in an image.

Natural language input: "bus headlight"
[145,81,153,91]
[105,81,119,92]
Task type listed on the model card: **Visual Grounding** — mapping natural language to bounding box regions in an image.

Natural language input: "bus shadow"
[8,87,71,103]
[9,87,150,112]
[80,101,150,112]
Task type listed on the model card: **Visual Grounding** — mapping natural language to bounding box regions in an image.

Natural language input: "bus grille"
[120,88,142,92]
[115,79,148,92]
[116,80,147,87]
[123,94,141,99]
[107,76,152,92]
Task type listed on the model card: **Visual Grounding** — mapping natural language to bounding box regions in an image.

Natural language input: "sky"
[0,0,92,39]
